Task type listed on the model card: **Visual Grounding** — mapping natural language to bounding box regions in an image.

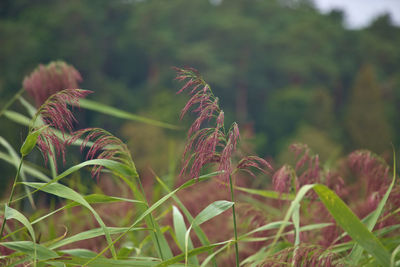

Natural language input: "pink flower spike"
[30,89,91,170]
[272,165,292,194]
[67,128,132,179]
[38,89,92,135]
[23,61,83,107]
[236,156,273,177]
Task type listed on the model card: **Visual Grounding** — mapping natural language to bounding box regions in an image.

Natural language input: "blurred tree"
[345,64,392,153]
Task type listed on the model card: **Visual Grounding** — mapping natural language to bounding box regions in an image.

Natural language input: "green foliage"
[346,64,393,152]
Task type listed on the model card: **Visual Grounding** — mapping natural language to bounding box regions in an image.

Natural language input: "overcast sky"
[313,0,400,28]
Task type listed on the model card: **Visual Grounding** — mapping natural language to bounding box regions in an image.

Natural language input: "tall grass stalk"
[0,88,24,118]
[0,156,24,239]
[229,174,240,267]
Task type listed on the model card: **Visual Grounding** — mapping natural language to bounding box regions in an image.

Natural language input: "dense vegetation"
[0,0,399,266]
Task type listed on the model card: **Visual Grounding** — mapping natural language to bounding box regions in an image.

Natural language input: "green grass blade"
[235,185,295,200]
[313,184,391,266]
[47,256,163,267]
[0,241,58,261]
[84,172,220,265]
[391,244,400,267]
[156,176,216,266]
[2,194,143,242]
[18,97,37,117]
[192,200,233,226]
[269,183,391,266]
[184,200,233,264]
[79,99,180,130]
[0,136,35,207]
[3,110,31,126]
[154,240,231,267]
[4,206,35,243]
[172,206,198,265]
[349,149,397,264]
[21,182,118,259]
[11,158,138,204]
[49,226,146,249]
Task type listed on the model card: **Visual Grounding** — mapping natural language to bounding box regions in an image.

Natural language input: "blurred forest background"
[1,0,400,195]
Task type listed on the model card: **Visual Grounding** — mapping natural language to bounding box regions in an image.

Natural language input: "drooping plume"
[32,89,92,167]
[23,61,83,107]
[67,128,134,179]
[176,67,271,181]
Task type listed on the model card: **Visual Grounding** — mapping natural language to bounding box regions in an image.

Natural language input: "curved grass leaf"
[11,158,138,204]
[269,184,391,266]
[3,206,38,266]
[349,149,397,265]
[3,110,31,126]
[235,185,295,200]
[84,172,220,265]
[21,182,118,259]
[391,244,400,267]
[172,206,198,266]
[0,136,36,207]
[184,201,233,264]
[18,97,37,117]
[154,240,231,267]
[192,200,233,226]
[4,206,35,243]
[49,226,146,250]
[0,241,58,261]
[59,248,98,258]
[314,184,391,266]
[79,99,180,130]
[156,175,216,267]
[3,194,143,242]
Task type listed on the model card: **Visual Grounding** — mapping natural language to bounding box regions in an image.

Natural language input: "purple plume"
[23,61,83,107]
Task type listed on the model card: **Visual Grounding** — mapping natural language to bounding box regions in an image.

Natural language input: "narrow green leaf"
[0,137,37,206]
[391,244,400,267]
[269,183,391,266]
[154,240,231,267]
[12,158,139,204]
[235,185,295,200]
[4,206,35,243]
[240,221,292,239]
[172,206,198,265]
[0,241,58,260]
[3,110,31,126]
[349,149,397,264]
[313,184,391,267]
[156,175,216,267]
[84,172,220,265]
[22,182,118,259]
[47,257,163,267]
[49,226,146,249]
[184,200,233,264]
[0,151,51,182]
[18,97,37,117]
[173,206,192,251]
[192,200,233,226]
[79,99,180,130]
[59,248,98,258]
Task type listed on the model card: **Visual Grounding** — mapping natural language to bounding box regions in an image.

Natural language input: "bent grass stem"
[0,156,24,239]
[229,174,240,267]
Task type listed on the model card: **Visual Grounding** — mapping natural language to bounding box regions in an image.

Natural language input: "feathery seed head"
[23,61,83,107]
[29,89,91,168]
[272,164,293,193]
[67,128,133,179]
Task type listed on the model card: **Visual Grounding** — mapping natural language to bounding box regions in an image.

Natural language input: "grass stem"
[0,88,24,118]
[229,174,240,267]
[0,156,24,240]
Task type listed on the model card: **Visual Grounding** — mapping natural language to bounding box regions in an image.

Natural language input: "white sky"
[313,0,400,28]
